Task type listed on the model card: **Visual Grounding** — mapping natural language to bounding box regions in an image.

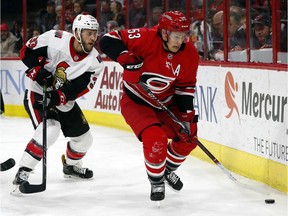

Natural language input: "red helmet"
[158,11,190,32]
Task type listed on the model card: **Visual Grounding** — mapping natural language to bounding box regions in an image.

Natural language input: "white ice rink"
[0,116,287,216]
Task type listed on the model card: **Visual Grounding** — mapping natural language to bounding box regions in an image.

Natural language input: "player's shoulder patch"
[96,54,103,63]
[54,30,63,38]
[27,37,38,49]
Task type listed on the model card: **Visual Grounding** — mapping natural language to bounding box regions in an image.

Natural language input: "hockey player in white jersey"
[13,15,104,190]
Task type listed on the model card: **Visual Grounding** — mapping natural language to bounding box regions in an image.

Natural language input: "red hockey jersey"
[101,27,199,111]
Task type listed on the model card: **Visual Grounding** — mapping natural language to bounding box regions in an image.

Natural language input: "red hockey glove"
[117,51,143,83]
[26,66,54,87]
[46,90,67,107]
[178,110,198,143]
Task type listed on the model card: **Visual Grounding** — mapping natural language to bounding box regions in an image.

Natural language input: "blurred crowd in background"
[0,0,287,63]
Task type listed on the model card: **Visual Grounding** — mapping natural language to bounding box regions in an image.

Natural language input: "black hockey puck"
[265,199,275,204]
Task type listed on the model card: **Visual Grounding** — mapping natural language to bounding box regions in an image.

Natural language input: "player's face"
[81,29,98,52]
[166,31,188,53]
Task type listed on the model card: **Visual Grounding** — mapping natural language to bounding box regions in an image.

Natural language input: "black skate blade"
[63,174,94,180]
[19,181,46,194]
[151,195,164,201]
[151,192,165,205]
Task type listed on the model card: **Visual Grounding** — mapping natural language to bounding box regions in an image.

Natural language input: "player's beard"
[82,41,94,53]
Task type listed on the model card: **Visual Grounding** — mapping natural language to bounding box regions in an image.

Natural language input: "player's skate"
[164,169,183,191]
[12,167,32,193]
[61,155,93,179]
[150,182,165,201]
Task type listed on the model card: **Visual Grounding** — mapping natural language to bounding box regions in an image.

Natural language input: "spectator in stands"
[210,10,224,60]
[99,0,113,33]
[53,15,72,32]
[32,28,41,37]
[55,5,62,17]
[10,21,22,40]
[15,26,33,54]
[190,1,204,23]
[129,0,146,28]
[10,20,22,54]
[54,4,73,32]
[211,10,223,49]
[281,23,287,52]
[190,20,213,59]
[229,11,246,50]
[110,0,125,29]
[0,23,18,57]
[64,0,76,24]
[251,0,270,13]
[251,13,272,49]
[208,0,223,18]
[39,0,57,33]
[240,8,247,30]
[147,6,163,27]
[73,0,89,17]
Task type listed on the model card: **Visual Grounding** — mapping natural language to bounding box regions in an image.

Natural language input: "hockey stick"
[0,158,15,172]
[138,82,271,194]
[138,81,238,181]
[19,83,48,193]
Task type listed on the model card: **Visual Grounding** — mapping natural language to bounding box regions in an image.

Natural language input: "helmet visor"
[167,31,190,43]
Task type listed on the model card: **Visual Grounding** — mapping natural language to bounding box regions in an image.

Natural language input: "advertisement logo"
[224,71,240,122]
[224,71,287,124]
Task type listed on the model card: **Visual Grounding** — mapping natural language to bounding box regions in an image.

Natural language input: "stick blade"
[19,181,46,194]
[0,158,16,171]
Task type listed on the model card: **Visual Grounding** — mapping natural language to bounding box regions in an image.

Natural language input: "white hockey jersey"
[21,30,104,111]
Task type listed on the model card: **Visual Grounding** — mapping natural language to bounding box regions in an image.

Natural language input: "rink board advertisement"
[195,66,288,166]
[78,61,124,114]
[0,60,287,166]
[1,59,287,193]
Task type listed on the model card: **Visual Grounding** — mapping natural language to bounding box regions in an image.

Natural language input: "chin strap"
[162,37,171,52]
[76,31,89,54]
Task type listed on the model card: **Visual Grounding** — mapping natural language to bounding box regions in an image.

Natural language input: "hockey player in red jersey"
[13,15,104,190]
[100,11,199,201]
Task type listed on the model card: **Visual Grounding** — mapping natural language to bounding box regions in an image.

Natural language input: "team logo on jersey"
[141,73,175,94]
[53,62,70,89]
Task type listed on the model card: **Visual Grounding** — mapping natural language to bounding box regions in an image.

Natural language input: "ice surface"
[0,117,287,216]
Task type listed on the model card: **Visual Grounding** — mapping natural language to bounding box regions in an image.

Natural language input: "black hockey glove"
[46,90,67,108]
[117,51,143,83]
[33,90,67,110]
[26,66,53,87]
